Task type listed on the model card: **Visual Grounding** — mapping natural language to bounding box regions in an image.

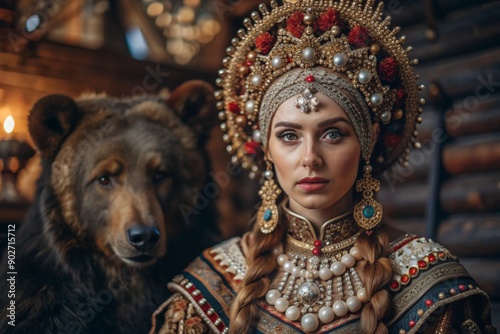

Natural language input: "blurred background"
[0,0,499,325]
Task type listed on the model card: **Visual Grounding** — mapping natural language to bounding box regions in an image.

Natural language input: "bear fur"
[0,81,220,334]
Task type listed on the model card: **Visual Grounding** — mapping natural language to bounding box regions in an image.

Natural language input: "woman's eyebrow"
[273,117,352,129]
[317,117,352,127]
[274,121,302,129]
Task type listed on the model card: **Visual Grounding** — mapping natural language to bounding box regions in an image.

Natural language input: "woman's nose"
[301,141,323,168]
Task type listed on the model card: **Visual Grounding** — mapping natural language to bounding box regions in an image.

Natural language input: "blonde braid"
[228,214,287,334]
[355,228,393,334]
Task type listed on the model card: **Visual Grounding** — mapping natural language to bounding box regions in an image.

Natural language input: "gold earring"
[354,161,383,231]
[257,164,281,234]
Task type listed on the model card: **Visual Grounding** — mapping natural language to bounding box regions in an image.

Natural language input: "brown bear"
[0,81,221,334]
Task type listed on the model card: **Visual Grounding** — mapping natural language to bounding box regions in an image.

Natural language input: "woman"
[150,0,496,333]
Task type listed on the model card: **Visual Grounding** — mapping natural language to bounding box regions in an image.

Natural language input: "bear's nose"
[126,226,160,251]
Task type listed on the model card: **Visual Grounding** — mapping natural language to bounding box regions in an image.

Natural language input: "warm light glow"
[4,116,14,134]
[147,2,164,17]
[177,6,195,24]
[183,0,200,8]
[155,12,172,28]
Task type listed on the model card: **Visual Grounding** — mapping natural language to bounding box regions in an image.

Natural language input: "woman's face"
[267,92,361,219]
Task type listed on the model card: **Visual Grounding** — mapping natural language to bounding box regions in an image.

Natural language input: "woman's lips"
[297,177,329,191]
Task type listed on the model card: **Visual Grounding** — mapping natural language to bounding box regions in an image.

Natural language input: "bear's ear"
[166,80,217,135]
[28,94,80,160]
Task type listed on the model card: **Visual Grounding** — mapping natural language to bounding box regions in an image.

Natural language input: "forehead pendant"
[294,75,320,113]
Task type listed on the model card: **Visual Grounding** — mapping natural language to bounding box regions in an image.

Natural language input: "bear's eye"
[97,175,112,186]
[152,171,169,185]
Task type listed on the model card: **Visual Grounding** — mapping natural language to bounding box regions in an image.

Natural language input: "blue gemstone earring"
[257,164,281,234]
[354,161,383,231]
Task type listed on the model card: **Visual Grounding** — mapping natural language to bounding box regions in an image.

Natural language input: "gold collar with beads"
[265,205,367,332]
[282,204,363,255]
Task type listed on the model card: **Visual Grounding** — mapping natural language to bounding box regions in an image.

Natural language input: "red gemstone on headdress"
[244,141,260,155]
[378,56,400,83]
[394,87,406,108]
[286,12,306,38]
[228,102,240,113]
[312,248,321,256]
[418,260,427,269]
[459,284,466,291]
[287,57,293,63]
[383,134,401,148]
[425,299,433,307]
[313,240,322,247]
[255,32,275,55]
[409,320,416,328]
[306,75,316,83]
[400,274,409,284]
[347,25,369,48]
[409,267,418,277]
[314,8,341,33]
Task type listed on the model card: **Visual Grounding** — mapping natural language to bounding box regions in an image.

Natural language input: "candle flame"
[4,116,14,134]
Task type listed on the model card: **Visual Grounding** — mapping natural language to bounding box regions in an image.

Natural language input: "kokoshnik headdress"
[215,0,424,179]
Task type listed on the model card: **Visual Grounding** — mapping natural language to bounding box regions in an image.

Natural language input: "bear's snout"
[126,225,160,251]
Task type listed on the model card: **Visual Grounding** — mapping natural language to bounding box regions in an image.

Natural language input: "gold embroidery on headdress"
[215,0,424,179]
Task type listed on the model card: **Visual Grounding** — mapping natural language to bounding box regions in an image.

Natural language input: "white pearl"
[300,269,307,277]
[252,129,262,143]
[251,73,263,86]
[347,296,362,312]
[265,289,281,305]
[370,93,383,106]
[319,268,333,280]
[271,55,283,68]
[333,53,347,67]
[357,287,369,303]
[285,306,301,321]
[349,246,362,260]
[331,25,341,36]
[318,306,335,323]
[358,69,372,84]
[283,261,294,273]
[333,300,348,317]
[330,261,346,276]
[341,254,356,268]
[263,170,274,179]
[381,111,392,123]
[292,266,302,277]
[245,100,255,113]
[272,245,282,256]
[311,270,319,279]
[277,254,288,266]
[301,313,319,332]
[274,298,289,312]
[302,47,315,60]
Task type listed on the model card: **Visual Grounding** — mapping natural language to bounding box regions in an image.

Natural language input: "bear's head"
[28,81,217,268]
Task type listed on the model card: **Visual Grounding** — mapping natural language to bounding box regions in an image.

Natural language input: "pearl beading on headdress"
[216,0,424,179]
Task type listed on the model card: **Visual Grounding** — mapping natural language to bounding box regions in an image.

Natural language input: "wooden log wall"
[379,0,500,312]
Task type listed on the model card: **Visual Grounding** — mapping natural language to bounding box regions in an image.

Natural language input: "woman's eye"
[324,129,343,141]
[152,171,169,185]
[97,175,112,186]
[279,132,298,142]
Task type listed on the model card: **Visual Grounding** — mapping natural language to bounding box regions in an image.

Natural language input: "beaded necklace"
[265,210,368,332]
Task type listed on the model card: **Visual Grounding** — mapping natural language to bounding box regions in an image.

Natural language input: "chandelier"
[142,0,221,65]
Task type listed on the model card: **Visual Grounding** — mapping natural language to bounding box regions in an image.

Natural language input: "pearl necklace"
[265,222,367,332]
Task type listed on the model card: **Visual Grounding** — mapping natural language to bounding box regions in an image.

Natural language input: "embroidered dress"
[150,208,496,334]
